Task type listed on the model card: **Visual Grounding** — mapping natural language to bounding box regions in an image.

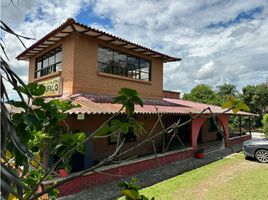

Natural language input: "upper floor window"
[98,46,151,81]
[35,46,62,78]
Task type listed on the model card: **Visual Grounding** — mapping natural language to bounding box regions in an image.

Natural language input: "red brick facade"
[57,148,193,196]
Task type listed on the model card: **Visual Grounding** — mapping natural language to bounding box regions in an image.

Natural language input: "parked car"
[243,138,268,163]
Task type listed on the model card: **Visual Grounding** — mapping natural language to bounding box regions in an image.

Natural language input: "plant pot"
[195,152,205,159]
[37,185,48,200]
[59,169,69,177]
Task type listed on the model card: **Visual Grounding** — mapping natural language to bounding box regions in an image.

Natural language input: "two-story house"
[17,18,254,196]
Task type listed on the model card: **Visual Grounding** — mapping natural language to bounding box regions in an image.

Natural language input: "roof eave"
[16,18,181,62]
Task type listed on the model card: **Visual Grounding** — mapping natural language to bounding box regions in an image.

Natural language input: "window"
[98,46,151,81]
[35,46,62,78]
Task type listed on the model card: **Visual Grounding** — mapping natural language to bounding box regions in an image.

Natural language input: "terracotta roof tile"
[16,18,181,62]
[66,94,257,116]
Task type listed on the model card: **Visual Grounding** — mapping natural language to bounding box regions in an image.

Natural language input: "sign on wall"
[38,76,62,97]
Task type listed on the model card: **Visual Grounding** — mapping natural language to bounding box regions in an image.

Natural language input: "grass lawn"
[138,153,268,200]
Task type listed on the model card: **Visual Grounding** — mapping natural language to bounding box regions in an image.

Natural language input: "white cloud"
[88,0,268,92]
[2,0,268,98]
[1,0,90,98]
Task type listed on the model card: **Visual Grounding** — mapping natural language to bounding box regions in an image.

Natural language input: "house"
[17,18,254,196]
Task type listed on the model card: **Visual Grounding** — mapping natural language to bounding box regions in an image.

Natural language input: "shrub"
[262,114,268,138]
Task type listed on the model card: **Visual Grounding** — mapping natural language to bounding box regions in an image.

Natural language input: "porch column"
[191,117,206,149]
[161,115,166,153]
[248,116,251,135]
[217,115,230,147]
[239,115,242,136]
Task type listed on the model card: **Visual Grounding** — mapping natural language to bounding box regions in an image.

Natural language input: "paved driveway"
[251,132,265,139]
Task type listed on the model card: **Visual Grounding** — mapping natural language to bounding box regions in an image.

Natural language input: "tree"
[216,83,238,99]
[183,84,222,105]
[242,82,268,126]
[262,114,268,138]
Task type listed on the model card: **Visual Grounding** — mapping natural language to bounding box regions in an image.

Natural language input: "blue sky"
[2,0,268,98]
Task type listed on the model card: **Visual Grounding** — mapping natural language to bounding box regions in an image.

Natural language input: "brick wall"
[73,34,164,99]
[29,33,76,96]
[28,32,165,99]
[57,148,193,196]
[163,90,180,99]
[66,114,163,161]
[229,134,252,145]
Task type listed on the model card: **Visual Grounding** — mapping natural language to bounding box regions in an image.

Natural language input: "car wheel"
[255,149,268,163]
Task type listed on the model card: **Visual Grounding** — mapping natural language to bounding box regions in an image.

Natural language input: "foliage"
[216,83,238,100]
[195,148,205,154]
[96,87,145,137]
[8,82,83,168]
[119,177,154,200]
[1,78,86,199]
[222,96,250,114]
[262,114,268,138]
[183,84,222,105]
[242,82,268,126]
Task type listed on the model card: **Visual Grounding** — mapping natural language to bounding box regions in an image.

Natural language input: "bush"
[262,114,268,138]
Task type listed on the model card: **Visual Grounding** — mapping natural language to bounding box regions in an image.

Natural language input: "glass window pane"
[43,58,49,68]
[55,52,61,63]
[48,56,55,65]
[35,71,41,78]
[113,51,127,76]
[127,56,139,70]
[55,63,61,72]
[140,72,149,80]
[140,59,150,69]
[98,47,113,64]
[97,46,151,81]
[99,63,113,73]
[36,46,62,78]
[37,61,42,70]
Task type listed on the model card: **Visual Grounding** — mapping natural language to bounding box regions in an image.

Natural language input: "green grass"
[128,153,268,200]
[206,167,268,200]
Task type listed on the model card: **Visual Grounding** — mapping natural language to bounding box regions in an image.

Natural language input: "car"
[243,138,268,163]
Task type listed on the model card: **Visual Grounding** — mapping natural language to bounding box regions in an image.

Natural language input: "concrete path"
[250,132,265,139]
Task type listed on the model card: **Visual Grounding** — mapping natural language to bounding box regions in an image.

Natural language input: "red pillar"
[217,115,230,146]
[191,117,207,149]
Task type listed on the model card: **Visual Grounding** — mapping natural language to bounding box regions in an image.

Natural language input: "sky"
[1,0,268,97]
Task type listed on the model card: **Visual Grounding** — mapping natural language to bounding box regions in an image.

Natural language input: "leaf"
[1,105,35,163]
[125,102,135,116]
[119,88,139,97]
[222,101,233,109]
[232,107,240,114]
[131,96,143,107]
[120,122,129,134]
[8,193,19,200]
[237,102,250,112]
[95,124,110,136]
[113,95,127,104]
[27,82,46,96]
[118,181,129,188]
[121,189,140,200]
[32,98,45,106]
[30,152,41,168]
[22,113,40,129]
[8,100,28,109]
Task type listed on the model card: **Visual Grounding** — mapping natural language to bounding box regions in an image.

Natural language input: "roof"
[16,18,181,62]
[66,94,257,116]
